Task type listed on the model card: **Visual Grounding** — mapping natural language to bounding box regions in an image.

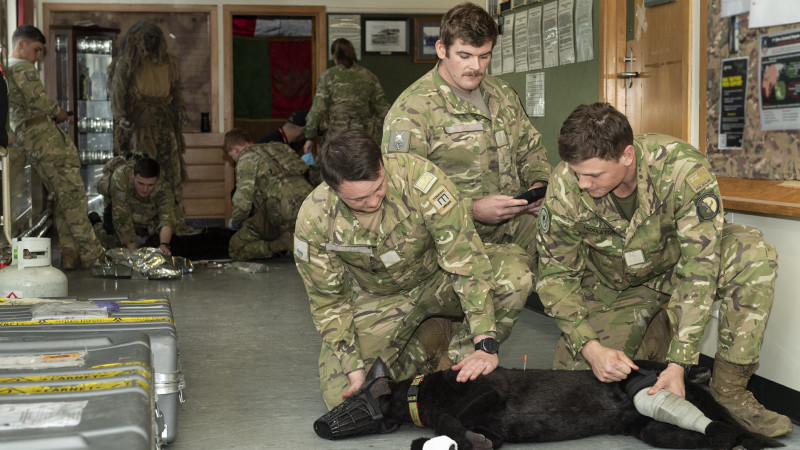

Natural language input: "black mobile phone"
[514,186,547,204]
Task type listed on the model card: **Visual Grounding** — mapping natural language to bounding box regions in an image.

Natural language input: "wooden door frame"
[222,5,326,133]
[598,0,699,143]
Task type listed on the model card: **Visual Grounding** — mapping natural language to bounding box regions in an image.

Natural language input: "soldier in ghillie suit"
[536,102,792,438]
[7,25,104,269]
[293,130,533,409]
[108,20,189,231]
[223,129,312,260]
[302,38,389,153]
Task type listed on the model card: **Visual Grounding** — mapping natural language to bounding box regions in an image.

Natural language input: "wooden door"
[600,0,694,141]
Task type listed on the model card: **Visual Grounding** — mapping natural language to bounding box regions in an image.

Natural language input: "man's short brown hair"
[557,103,634,164]
[439,2,498,52]
[223,128,252,153]
[319,130,383,191]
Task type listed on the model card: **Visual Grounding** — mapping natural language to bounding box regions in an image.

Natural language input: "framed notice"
[413,17,441,63]
[363,19,409,54]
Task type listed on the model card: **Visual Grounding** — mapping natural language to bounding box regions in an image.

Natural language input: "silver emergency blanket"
[91,248,193,280]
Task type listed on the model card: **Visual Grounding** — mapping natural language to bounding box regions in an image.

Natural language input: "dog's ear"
[366,357,391,382]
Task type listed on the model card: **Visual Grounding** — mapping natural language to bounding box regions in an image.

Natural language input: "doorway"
[222,6,326,137]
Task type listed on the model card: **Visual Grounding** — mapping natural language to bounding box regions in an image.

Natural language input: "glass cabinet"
[46,26,119,215]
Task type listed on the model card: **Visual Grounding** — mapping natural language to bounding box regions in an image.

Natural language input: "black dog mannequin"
[315,359,784,449]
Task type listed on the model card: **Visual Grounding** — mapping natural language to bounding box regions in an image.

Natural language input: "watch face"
[477,338,499,354]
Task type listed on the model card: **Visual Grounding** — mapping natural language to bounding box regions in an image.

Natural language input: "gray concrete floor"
[65,258,799,449]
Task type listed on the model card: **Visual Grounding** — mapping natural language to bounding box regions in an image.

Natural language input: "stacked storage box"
[0,332,158,449]
[0,297,183,444]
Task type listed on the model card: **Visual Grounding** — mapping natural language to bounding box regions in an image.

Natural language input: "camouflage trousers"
[318,242,533,409]
[553,223,777,370]
[22,124,104,262]
[228,201,297,261]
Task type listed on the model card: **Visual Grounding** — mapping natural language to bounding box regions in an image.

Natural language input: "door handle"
[616,72,640,78]
[619,47,638,88]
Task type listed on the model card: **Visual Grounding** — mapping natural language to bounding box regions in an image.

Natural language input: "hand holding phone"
[514,186,547,204]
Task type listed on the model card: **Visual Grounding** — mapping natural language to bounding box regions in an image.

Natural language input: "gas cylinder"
[0,237,68,298]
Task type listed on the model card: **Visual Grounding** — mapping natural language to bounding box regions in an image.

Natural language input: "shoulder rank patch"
[686,167,713,193]
[115,190,126,202]
[24,70,38,81]
[294,235,309,262]
[696,193,720,221]
[414,171,438,194]
[428,185,456,215]
[539,205,551,233]
[389,131,410,152]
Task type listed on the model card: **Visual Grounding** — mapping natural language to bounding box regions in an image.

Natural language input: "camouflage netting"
[706,2,800,180]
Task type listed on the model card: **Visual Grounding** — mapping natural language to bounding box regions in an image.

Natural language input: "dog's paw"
[414,435,458,450]
[465,431,493,449]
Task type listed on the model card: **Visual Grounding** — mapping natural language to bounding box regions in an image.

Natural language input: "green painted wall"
[329,3,600,166]
[492,0,600,166]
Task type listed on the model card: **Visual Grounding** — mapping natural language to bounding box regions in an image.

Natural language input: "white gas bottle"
[0,237,68,298]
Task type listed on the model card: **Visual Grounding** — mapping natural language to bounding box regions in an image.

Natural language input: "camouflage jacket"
[294,153,498,374]
[108,162,177,245]
[536,134,724,365]
[303,63,390,142]
[382,63,551,242]
[231,142,309,228]
[6,58,61,132]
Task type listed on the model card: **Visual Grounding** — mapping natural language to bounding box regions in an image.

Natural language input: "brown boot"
[60,247,79,270]
[414,317,452,371]
[709,355,793,437]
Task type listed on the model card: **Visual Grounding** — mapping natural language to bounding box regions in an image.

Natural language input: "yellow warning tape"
[0,316,175,326]
[91,361,152,372]
[0,369,150,384]
[0,379,150,395]
[117,299,170,304]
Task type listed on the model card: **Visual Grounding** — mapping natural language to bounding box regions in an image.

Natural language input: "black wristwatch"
[160,242,171,249]
[474,337,499,354]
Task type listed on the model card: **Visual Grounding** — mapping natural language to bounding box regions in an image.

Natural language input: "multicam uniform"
[536,134,776,369]
[303,63,390,144]
[230,142,306,227]
[6,57,104,264]
[294,153,532,409]
[228,144,312,260]
[382,63,551,263]
[101,161,177,247]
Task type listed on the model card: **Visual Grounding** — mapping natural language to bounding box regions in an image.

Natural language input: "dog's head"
[313,358,401,440]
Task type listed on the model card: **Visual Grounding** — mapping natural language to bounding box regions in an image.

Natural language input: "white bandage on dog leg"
[633,389,713,434]
[423,435,458,450]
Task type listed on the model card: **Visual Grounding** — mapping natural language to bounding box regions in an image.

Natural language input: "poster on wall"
[718,57,748,149]
[759,29,800,131]
[526,72,545,117]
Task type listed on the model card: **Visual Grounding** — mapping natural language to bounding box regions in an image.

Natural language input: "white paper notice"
[720,0,749,18]
[502,16,516,74]
[575,0,594,62]
[0,401,88,429]
[514,12,529,73]
[543,2,559,68]
[527,6,543,70]
[558,0,575,65]
[750,0,800,28]
[526,72,545,117]
[491,24,503,75]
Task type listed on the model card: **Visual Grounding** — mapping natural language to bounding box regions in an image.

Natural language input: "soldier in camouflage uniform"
[294,130,532,409]
[302,38,389,151]
[536,103,791,437]
[108,20,190,232]
[7,25,104,269]
[224,129,312,260]
[97,156,177,255]
[383,3,551,268]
